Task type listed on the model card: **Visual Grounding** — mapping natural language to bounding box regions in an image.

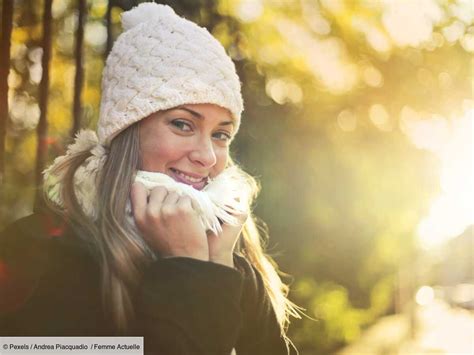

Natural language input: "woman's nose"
[189,138,217,168]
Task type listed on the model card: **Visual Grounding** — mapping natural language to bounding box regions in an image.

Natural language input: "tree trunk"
[0,0,14,223]
[35,0,53,206]
[105,0,113,59]
[72,0,87,136]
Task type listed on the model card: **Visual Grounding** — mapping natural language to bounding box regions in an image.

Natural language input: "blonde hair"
[45,122,301,341]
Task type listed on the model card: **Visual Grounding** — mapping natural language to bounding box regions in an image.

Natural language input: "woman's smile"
[169,167,208,190]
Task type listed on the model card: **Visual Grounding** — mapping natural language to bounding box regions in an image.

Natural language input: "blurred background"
[0,0,472,353]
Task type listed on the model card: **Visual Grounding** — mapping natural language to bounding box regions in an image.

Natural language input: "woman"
[0,3,300,354]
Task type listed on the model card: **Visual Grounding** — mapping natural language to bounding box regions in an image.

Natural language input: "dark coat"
[0,208,294,355]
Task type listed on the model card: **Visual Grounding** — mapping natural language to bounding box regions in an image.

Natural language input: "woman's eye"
[213,132,232,141]
[171,120,192,132]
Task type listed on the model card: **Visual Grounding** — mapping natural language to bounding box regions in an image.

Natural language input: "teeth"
[174,169,204,183]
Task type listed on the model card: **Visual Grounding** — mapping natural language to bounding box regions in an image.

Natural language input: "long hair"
[45,122,301,339]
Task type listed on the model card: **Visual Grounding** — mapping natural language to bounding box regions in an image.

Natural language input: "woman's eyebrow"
[173,106,235,127]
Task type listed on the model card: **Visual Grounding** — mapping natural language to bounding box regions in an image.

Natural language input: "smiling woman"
[0,3,300,355]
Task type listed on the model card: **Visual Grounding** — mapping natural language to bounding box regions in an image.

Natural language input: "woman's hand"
[207,211,248,268]
[130,182,209,261]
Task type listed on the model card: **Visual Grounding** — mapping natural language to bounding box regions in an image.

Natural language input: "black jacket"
[0,209,294,355]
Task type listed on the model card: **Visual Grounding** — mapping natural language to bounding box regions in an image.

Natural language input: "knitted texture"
[98,3,243,145]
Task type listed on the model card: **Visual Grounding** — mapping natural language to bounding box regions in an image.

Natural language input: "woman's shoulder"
[0,212,52,259]
[1,206,93,256]
[0,206,99,279]
[0,209,102,321]
[0,207,87,279]
[0,211,62,317]
[1,204,66,240]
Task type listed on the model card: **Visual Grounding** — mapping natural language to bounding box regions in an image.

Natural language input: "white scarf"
[133,167,251,234]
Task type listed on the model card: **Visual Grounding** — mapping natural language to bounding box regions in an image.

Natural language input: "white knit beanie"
[98,2,244,145]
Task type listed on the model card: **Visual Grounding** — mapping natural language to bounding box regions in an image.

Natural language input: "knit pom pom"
[121,3,176,31]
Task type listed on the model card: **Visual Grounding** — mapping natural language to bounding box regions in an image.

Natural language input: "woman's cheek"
[214,148,229,173]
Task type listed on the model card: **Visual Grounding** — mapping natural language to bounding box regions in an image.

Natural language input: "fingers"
[176,196,193,214]
[148,186,169,217]
[129,183,208,259]
[162,191,180,205]
[160,191,180,217]
[137,186,192,220]
[149,186,168,205]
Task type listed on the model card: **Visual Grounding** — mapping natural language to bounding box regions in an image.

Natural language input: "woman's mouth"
[169,168,208,190]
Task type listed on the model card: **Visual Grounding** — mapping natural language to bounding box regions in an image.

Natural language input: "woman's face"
[139,103,235,190]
